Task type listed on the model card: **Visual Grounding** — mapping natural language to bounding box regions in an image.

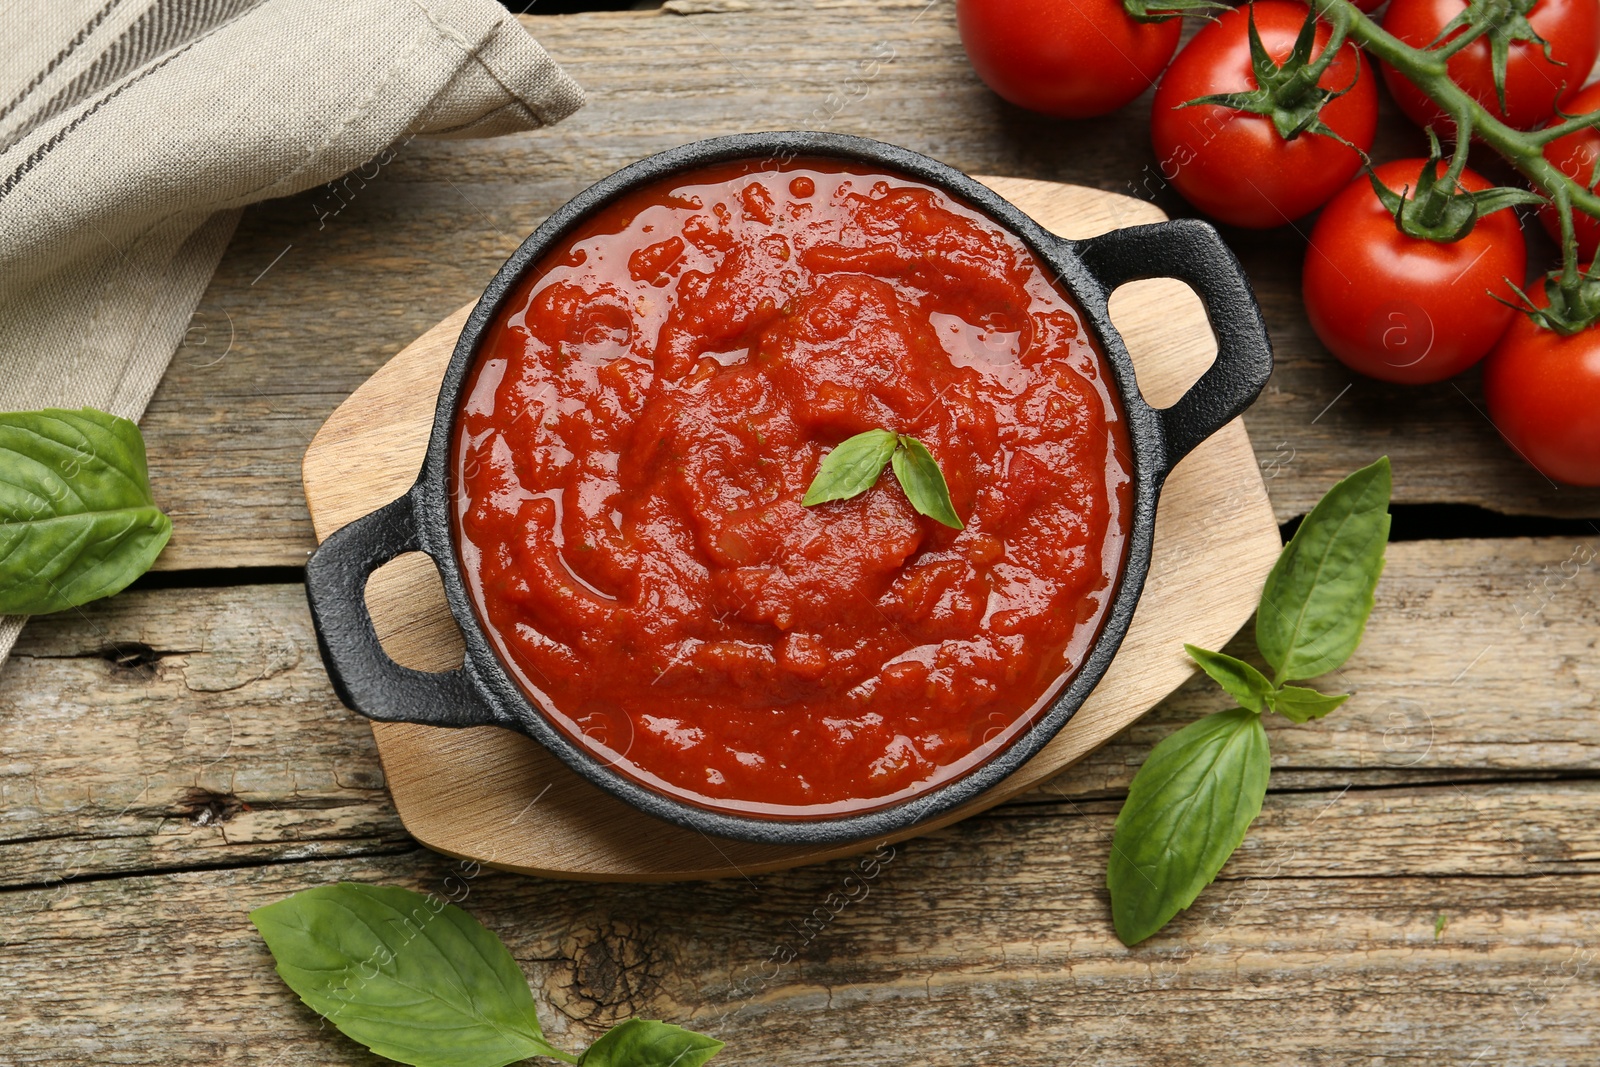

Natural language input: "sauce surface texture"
[454,158,1132,816]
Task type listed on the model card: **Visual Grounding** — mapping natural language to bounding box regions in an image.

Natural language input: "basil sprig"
[0,407,171,615]
[1108,457,1391,946]
[801,428,963,529]
[253,884,722,1067]
[578,1020,723,1067]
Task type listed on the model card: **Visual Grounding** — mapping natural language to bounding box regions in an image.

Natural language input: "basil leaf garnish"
[0,408,172,615]
[890,435,964,530]
[579,1019,723,1067]
[800,428,897,506]
[1183,644,1273,713]
[1256,456,1391,684]
[1107,707,1271,946]
[1265,684,1349,722]
[251,883,568,1067]
[800,429,964,529]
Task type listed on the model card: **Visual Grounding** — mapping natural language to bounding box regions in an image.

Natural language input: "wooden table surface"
[4,2,1599,1063]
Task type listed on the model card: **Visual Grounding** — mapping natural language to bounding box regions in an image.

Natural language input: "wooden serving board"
[301,176,1281,882]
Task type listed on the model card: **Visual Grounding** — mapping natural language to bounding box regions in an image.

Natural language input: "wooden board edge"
[397,431,1276,881]
[300,304,475,543]
[300,177,1282,880]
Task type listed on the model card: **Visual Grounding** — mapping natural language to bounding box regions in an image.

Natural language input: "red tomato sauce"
[453,158,1132,817]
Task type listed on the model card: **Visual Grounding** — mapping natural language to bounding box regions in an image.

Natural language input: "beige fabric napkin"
[0,0,582,669]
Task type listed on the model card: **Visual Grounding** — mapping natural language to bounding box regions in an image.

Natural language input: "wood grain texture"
[134,0,1598,571]
[3,534,1596,888]
[4,789,1600,1066]
[299,177,1282,878]
[5,533,1599,1061]
[0,586,411,889]
[6,2,1599,1058]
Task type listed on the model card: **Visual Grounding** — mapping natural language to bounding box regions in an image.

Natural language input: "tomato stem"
[1308,0,1600,224]
[1496,183,1600,335]
[1429,20,1490,62]
[1555,184,1580,283]
[1531,108,1600,147]
[1179,4,1367,145]
[1411,127,1467,231]
[1439,109,1473,191]
[1303,4,1349,85]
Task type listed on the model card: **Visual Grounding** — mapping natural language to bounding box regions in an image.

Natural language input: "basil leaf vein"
[1107,708,1271,946]
[0,408,171,615]
[1256,455,1391,684]
[1183,644,1273,713]
[890,435,963,530]
[1265,684,1349,723]
[251,883,565,1067]
[579,1019,724,1067]
[800,429,964,529]
[800,428,897,506]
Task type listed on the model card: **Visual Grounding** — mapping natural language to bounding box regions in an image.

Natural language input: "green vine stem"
[1307,0,1600,223]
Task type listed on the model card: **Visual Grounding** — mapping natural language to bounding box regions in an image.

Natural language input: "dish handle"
[1074,218,1273,475]
[305,492,503,728]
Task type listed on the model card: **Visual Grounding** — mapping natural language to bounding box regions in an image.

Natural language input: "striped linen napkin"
[0,0,583,668]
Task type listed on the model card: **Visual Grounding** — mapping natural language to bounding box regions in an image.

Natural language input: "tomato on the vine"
[1150,1,1378,228]
[1483,278,1600,485]
[956,0,1180,119]
[1303,159,1527,384]
[1381,0,1600,131]
[1538,82,1600,260]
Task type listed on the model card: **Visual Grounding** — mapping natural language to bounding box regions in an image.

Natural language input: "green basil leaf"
[1265,684,1349,723]
[1183,644,1273,713]
[801,428,897,506]
[251,883,566,1067]
[1255,456,1391,684]
[890,436,963,529]
[1107,707,1271,946]
[0,408,172,615]
[579,1019,723,1067]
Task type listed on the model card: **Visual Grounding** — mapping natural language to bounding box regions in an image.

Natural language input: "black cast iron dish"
[305,132,1273,847]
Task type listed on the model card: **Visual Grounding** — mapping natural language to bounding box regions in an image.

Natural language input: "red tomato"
[1381,0,1600,131]
[956,0,1180,118]
[1483,277,1600,485]
[1303,159,1527,384]
[1537,82,1600,259]
[1151,1,1378,227]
